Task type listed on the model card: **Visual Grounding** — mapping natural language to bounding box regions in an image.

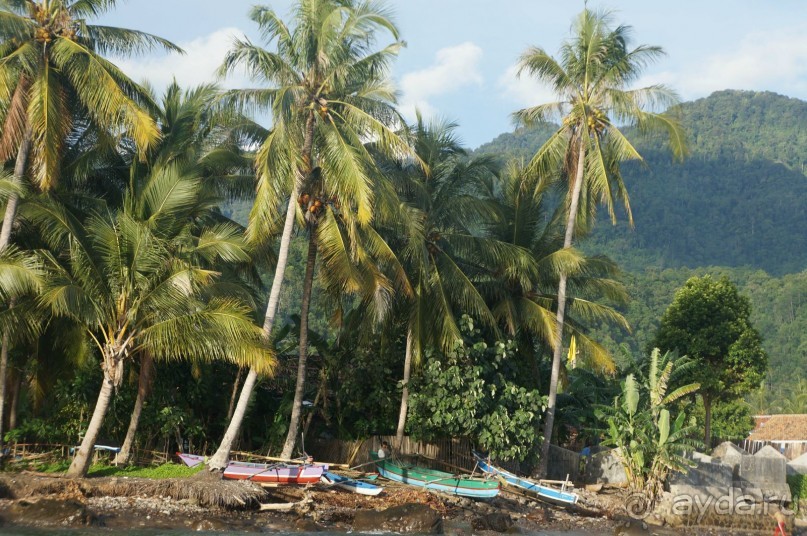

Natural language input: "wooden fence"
[738,439,807,461]
[306,436,484,472]
[305,436,586,482]
[1,439,581,482]
[0,442,171,466]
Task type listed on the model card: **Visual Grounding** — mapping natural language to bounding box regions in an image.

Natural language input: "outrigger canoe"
[472,451,578,505]
[371,453,499,498]
[321,471,383,496]
[177,453,326,484]
[223,460,325,484]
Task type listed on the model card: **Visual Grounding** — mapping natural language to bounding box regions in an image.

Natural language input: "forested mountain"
[477,90,807,406]
[476,90,807,275]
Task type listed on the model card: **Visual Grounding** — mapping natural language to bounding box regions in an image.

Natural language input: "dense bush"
[407,316,546,462]
[787,474,807,513]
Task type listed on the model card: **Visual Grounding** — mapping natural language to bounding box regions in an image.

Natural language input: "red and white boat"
[177,452,326,484]
[222,460,325,484]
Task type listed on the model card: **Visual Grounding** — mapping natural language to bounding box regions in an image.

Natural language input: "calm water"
[0,529,598,535]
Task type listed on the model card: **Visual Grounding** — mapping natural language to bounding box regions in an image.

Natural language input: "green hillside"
[476,90,807,405]
[476,90,807,275]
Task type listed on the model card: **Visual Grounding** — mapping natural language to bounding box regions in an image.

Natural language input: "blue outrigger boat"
[473,451,579,506]
[321,471,383,496]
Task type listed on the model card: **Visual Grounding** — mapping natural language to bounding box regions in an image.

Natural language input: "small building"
[741,414,807,461]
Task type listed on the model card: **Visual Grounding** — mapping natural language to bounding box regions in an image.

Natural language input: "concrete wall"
[546,444,580,482]
[787,452,807,475]
[669,452,734,488]
[583,448,627,485]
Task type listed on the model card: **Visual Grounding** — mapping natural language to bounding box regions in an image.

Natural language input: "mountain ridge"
[474,89,807,276]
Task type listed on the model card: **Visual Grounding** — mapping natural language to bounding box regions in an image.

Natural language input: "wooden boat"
[370,453,499,498]
[177,452,205,467]
[321,471,383,496]
[472,451,578,505]
[177,453,326,485]
[223,460,325,484]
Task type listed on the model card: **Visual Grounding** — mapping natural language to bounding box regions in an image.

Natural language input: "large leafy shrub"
[407,316,546,461]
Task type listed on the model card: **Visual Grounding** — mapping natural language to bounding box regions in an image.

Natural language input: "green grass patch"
[3,460,203,479]
[87,462,204,478]
[788,474,807,499]
[35,460,72,473]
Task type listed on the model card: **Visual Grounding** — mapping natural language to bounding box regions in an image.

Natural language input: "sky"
[98,1,807,148]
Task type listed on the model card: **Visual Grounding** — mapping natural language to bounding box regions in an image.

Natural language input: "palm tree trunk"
[209,113,316,471]
[0,332,8,451]
[303,371,325,436]
[8,373,20,431]
[114,354,154,465]
[67,367,118,477]
[281,230,318,459]
[395,329,414,448]
[227,367,244,421]
[703,393,712,447]
[0,135,31,452]
[0,132,31,251]
[537,138,586,477]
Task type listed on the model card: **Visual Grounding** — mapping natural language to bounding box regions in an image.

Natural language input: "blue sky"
[100,1,807,148]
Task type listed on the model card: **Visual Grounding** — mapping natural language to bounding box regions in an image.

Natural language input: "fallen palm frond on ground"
[0,472,268,510]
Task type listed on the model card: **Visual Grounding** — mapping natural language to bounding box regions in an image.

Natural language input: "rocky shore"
[0,471,802,535]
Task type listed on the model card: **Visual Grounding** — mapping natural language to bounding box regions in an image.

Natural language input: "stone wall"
[666,442,792,512]
[787,452,807,475]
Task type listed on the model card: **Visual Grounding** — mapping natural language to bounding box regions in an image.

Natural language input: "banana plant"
[596,349,701,505]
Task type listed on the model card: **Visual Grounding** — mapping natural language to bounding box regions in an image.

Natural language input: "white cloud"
[497,63,557,110]
[399,42,484,120]
[115,28,250,91]
[499,25,807,111]
[643,28,807,100]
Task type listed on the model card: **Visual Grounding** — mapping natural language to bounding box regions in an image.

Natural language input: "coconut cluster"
[586,108,607,134]
[31,4,77,43]
[298,193,340,217]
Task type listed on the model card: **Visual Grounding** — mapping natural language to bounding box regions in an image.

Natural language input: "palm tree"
[210,0,411,468]
[24,199,274,477]
[0,0,180,450]
[0,241,44,445]
[513,7,686,475]
[111,82,268,465]
[386,115,535,447]
[0,0,181,246]
[479,162,629,380]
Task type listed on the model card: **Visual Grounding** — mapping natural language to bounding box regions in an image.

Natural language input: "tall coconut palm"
[24,199,273,477]
[387,115,536,447]
[513,7,686,475]
[0,0,181,245]
[0,0,180,450]
[111,82,267,465]
[211,0,411,467]
[478,161,629,380]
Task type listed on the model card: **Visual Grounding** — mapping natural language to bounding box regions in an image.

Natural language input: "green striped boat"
[370,453,499,498]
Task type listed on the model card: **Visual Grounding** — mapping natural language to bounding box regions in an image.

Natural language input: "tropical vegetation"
[596,348,701,506]
[512,6,686,475]
[2,0,798,485]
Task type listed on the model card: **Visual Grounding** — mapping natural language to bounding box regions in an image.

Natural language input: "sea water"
[0,529,599,535]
